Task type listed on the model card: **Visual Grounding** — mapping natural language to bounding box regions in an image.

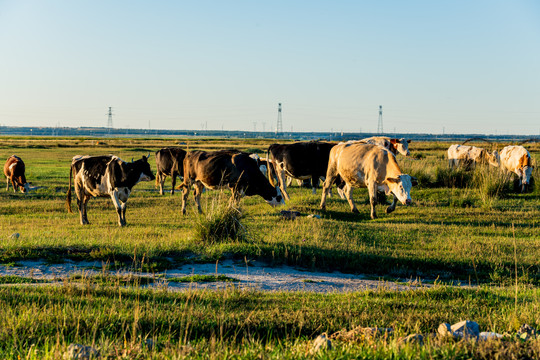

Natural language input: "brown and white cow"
[155,147,187,195]
[359,136,412,157]
[179,150,283,214]
[4,155,29,193]
[499,145,534,193]
[320,143,417,219]
[447,144,500,169]
[66,155,155,226]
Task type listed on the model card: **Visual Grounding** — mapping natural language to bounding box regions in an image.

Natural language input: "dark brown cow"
[266,141,337,201]
[155,147,187,195]
[179,150,282,214]
[4,155,29,193]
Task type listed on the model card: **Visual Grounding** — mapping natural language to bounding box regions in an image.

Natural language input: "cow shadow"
[319,209,372,222]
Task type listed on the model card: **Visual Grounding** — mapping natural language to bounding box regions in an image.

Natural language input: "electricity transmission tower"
[276,103,283,134]
[377,105,383,134]
[107,107,113,134]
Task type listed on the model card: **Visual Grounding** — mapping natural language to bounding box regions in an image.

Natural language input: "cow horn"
[146,152,151,159]
[131,157,134,163]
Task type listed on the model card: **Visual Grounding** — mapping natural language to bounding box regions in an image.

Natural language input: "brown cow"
[320,143,417,219]
[4,155,29,193]
[179,150,282,214]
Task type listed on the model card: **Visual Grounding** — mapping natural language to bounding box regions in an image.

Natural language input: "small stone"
[438,323,453,337]
[451,320,480,339]
[280,210,300,220]
[398,334,424,345]
[64,344,100,359]
[10,233,20,239]
[311,333,332,353]
[307,214,321,219]
[517,324,538,341]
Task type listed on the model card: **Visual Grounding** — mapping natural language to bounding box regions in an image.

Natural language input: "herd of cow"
[2,137,534,227]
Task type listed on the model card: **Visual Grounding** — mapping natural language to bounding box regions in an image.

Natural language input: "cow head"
[242,156,283,207]
[390,138,411,157]
[135,155,156,182]
[384,174,417,205]
[518,165,533,192]
[16,175,29,193]
[486,150,500,167]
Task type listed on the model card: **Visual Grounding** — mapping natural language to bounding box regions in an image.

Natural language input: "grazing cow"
[447,144,500,169]
[155,147,187,195]
[320,143,417,219]
[4,155,29,193]
[266,141,337,201]
[359,136,412,157]
[179,150,282,214]
[499,145,533,193]
[66,155,155,226]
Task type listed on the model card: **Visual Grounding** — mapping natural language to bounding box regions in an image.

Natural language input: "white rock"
[311,333,332,353]
[438,323,452,337]
[64,344,100,359]
[479,332,503,340]
[451,320,480,338]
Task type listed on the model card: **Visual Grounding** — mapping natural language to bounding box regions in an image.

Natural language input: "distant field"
[0,136,539,359]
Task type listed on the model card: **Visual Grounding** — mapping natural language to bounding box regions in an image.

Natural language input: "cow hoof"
[385,206,395,214]
[352,208,359,214]
[320,205,326,211]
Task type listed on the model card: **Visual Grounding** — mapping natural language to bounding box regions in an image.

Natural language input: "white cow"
[320,142,417,219]
[499,145,534,193]
[447,144,500,169]
[360,137,412,157]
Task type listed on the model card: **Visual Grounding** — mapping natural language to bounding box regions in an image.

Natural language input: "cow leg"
[386,193,398,214]
[277,169,290,201]
[11,178,17,193]
[170,170,177,195]
[344,184,359,214]
[181,184,190,215]
[110,191,126,227]
[311,176,318,195]
[81,195,91,225]
[319,174,337,210]
[367,182,378,219]
[158,172,165,195]
[6,177,10,191]
[193,182,204,213]
[121,202,127,225]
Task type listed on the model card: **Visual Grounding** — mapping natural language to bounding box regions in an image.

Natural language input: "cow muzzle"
[266,195,284,207]
[405,199,412,205]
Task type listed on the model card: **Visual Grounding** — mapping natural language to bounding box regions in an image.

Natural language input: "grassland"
[0,136,539,358]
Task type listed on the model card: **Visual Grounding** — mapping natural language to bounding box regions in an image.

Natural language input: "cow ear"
[390,139,398,144]
[142,155,148,162]
[385,177,400,183]
[407,139,412,143]
[411,176,418,186]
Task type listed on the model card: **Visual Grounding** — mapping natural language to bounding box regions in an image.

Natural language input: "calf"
[155,147,187,195]
[179,150,282,214]
[4,155,29,193]
[66,155,155,226]
[320,142,417,219]
[499,145,533,193]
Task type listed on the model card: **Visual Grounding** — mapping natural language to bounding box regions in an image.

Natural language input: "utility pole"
[276,103,283,134]
[377,105,383,134]
[106,107,113,134]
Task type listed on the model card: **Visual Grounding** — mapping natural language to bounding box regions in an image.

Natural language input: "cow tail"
[66,164,73,213]
[266,147,276,187]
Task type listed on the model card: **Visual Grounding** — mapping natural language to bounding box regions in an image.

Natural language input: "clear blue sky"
[0,0,539,135]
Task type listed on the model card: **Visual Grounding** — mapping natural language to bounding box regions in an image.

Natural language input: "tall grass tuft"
[434,166,473,188]
[193,197,247,244]
[472,167,513,206]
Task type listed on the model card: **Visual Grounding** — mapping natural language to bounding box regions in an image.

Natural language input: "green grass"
[168,274,239,283]
[0,137,539,358]
[0,283,539,359]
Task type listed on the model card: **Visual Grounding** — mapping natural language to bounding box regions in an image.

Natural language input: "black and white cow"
[266,141,337,201]
[66,155,155,226]
[155,147,187,195]
[179,150,283,214]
